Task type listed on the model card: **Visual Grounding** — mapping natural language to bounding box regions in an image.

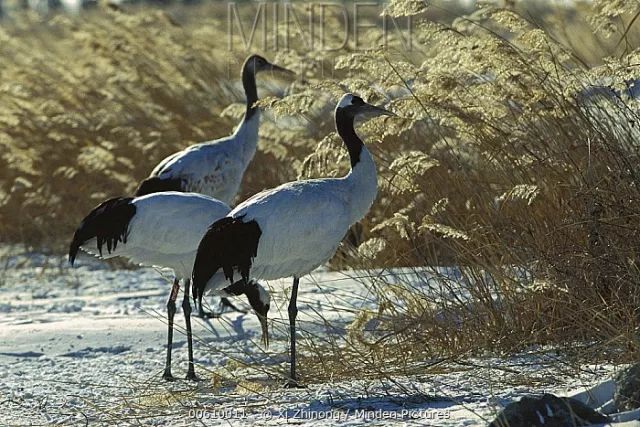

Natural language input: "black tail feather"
[68,197,136,265]
[191,217,261,308]
[134,176,184,197]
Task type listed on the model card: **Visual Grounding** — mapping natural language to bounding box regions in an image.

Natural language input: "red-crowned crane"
[135,54,292,202]
[68,191,270,381]
[191,94,395,387]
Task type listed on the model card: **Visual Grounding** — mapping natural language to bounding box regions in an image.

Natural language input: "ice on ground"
[0,247,634,426]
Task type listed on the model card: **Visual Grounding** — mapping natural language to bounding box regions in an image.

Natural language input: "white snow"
[0,246,636,426]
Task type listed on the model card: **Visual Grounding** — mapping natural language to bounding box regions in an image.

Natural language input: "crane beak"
[267,63,295,77]
[360,103,396,119]
[259,314,269,348]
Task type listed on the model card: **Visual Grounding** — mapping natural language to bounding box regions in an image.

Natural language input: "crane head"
[212,278,270,347]
[336,93,396,120]
[244,54,294,77]
[239,280,271,348]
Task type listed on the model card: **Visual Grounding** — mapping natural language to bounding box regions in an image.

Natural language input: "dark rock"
[489,393,610,427]
[615,363,640,412]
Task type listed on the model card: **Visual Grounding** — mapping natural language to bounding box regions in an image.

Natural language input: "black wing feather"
[68,197,136,265]
[134,176,184,196]
[192,217,261,307]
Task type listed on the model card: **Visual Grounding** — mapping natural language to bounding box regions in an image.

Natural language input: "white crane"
[191,94,395,387]
[134,54,293,203]
[68,191,271,381]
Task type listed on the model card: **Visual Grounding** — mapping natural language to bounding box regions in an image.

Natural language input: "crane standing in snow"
[68,192,270,381]
[191,94,395,387]
[135,54,292,317]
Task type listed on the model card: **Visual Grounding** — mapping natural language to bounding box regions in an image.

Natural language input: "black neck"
[242,63,259,121]
[223,279,248,296]
[335,110,362,168]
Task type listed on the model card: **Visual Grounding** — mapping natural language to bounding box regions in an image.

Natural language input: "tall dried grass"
[0,4,296,246]
[262,0,640,372]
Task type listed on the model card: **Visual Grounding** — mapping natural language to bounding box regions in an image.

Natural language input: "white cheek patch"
[258,284,271,306]
[337,94,355,109]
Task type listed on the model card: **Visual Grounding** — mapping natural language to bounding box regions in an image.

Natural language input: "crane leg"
[163,278,180,381]
[182,279,198,381]
[196,300,222,319]
[196,302,219,319]
[284,277,304,388]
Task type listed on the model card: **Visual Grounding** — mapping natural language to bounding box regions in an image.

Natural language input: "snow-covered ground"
[0,246,633,426]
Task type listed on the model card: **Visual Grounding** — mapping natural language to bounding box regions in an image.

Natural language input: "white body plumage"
[228,148,378,281]
[76,192,263,301]
[148,114,260,204]
[79,192,230,282]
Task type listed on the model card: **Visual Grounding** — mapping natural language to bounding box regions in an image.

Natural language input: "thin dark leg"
[285,277,303,388]
[163,278,180,381]
[182,279,198,381]
[197,302,208,319]
[196,300,222,319]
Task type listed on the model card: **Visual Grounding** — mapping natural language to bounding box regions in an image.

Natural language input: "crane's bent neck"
[336,110,378,224]
[242,63,259,121]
